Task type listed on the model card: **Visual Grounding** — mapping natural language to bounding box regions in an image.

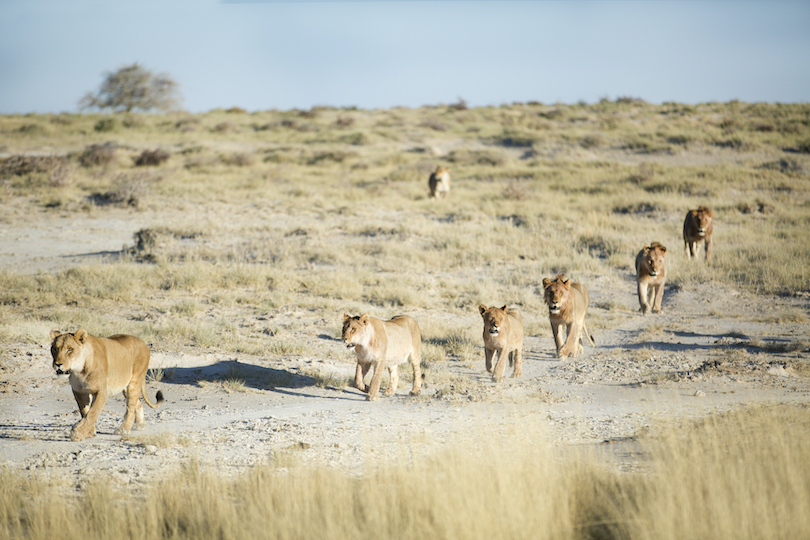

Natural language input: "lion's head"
[342,313,371,349]
[691,206,713,236]
[434,166,450,176]
[640,242,667,277]
[50,329,90,375]
[542,274,571,315]
[478,305,509,337]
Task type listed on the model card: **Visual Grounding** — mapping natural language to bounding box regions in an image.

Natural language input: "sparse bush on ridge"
[78,143,117,167]
[134,148,170,166]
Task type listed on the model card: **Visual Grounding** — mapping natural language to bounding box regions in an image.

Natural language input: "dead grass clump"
[579,234,622,260]
[134,148,170,167]
[335,116,355,127]
[94,118,116,132]
[307,151,355,165]
[212,121,236,133]
[446,149,505,166]
[78,143,117,167]
[448,97,468,111]
[758,158,804,176]
[0,154,67,177]
[502,180,531,201]
[220,152,255,167]
[418,119,447,131]
[174,117,200,132]
[90,170,162,207]
[795,138,810,153]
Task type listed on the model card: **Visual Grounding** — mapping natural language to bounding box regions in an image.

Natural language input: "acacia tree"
[79,63,181,113]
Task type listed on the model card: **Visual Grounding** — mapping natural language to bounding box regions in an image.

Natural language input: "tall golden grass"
[1,405,807,540]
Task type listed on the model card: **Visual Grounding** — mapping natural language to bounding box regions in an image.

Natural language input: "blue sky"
[1,0,808,114]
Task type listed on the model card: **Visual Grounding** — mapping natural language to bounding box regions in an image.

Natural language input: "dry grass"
[1,101,808,383]
[1,405,808,540]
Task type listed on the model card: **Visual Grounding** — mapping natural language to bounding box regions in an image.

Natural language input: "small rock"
[694,390,706,397]
[144,445,158,455]
[767,365,790,378]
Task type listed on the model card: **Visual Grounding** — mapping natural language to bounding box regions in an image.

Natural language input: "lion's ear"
[478,304,488,316]
[501,305,508,311]
[660,245,667,253]
[359,314,370,325]
[707,209,714,217]
[643,245,651,253]
[75,329,88,343]
[542,278,551,288]
[343,313,351,321]
[561,276,569,285]
[50,329,62,341]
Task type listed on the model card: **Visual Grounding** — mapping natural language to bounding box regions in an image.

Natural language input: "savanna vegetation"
[1,99,809,539]
[1,405,808,540]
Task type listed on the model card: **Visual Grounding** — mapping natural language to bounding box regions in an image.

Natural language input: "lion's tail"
[142,386,165,409]
[583,324,596,347]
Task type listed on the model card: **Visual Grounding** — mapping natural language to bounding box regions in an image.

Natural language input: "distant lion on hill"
[683,206,714,262]
[428,166,451,199]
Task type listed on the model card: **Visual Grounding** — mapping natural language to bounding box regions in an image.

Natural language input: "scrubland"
[1,99,810,539]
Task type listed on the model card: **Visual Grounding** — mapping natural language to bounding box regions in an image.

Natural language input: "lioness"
[342,313,422,401]
[50,329,164,442]
[478,305,524,382]
[428,166,451,199]
[636,242,667,315]
[683,206,714,262]
[542,274,595,359]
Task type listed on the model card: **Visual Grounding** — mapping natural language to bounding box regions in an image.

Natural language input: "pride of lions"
[49,206,713,439]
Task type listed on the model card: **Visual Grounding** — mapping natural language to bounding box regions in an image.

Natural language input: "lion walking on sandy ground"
[636,241,668,315]
[542,274,595,359]
[478,305,524,382]
[428,166,451,199]
[50,329,164,441]
[683,206,714,262]
[342,313,422,401]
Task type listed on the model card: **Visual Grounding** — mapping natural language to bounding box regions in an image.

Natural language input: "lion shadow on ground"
[155,360,316,392]
[0,421,74,443]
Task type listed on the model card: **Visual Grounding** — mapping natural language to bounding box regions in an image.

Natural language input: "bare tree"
[79,63,181,113]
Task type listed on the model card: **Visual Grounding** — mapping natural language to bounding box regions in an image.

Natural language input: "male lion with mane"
[542,274,595,359]
[636,241,667,315]
[428,166,451,199]
[342,313,422,401]
[478,305,524,382]
[50,329,164,442]
[683,206,714,262]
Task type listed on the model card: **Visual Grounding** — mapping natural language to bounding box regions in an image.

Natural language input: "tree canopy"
[79,63,181,113]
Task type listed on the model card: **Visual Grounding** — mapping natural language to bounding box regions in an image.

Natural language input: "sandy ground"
[1,207,809,486]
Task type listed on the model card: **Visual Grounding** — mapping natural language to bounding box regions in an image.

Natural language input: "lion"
[428,166,451,199]
[342,313,422,401]
[683,206,714,262]
[542,274,595,359]
[478,305,524,382]
[50,329,164,442]
[636,241,667,315]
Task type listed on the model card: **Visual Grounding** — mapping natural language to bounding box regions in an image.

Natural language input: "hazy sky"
[1,0,808,114]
